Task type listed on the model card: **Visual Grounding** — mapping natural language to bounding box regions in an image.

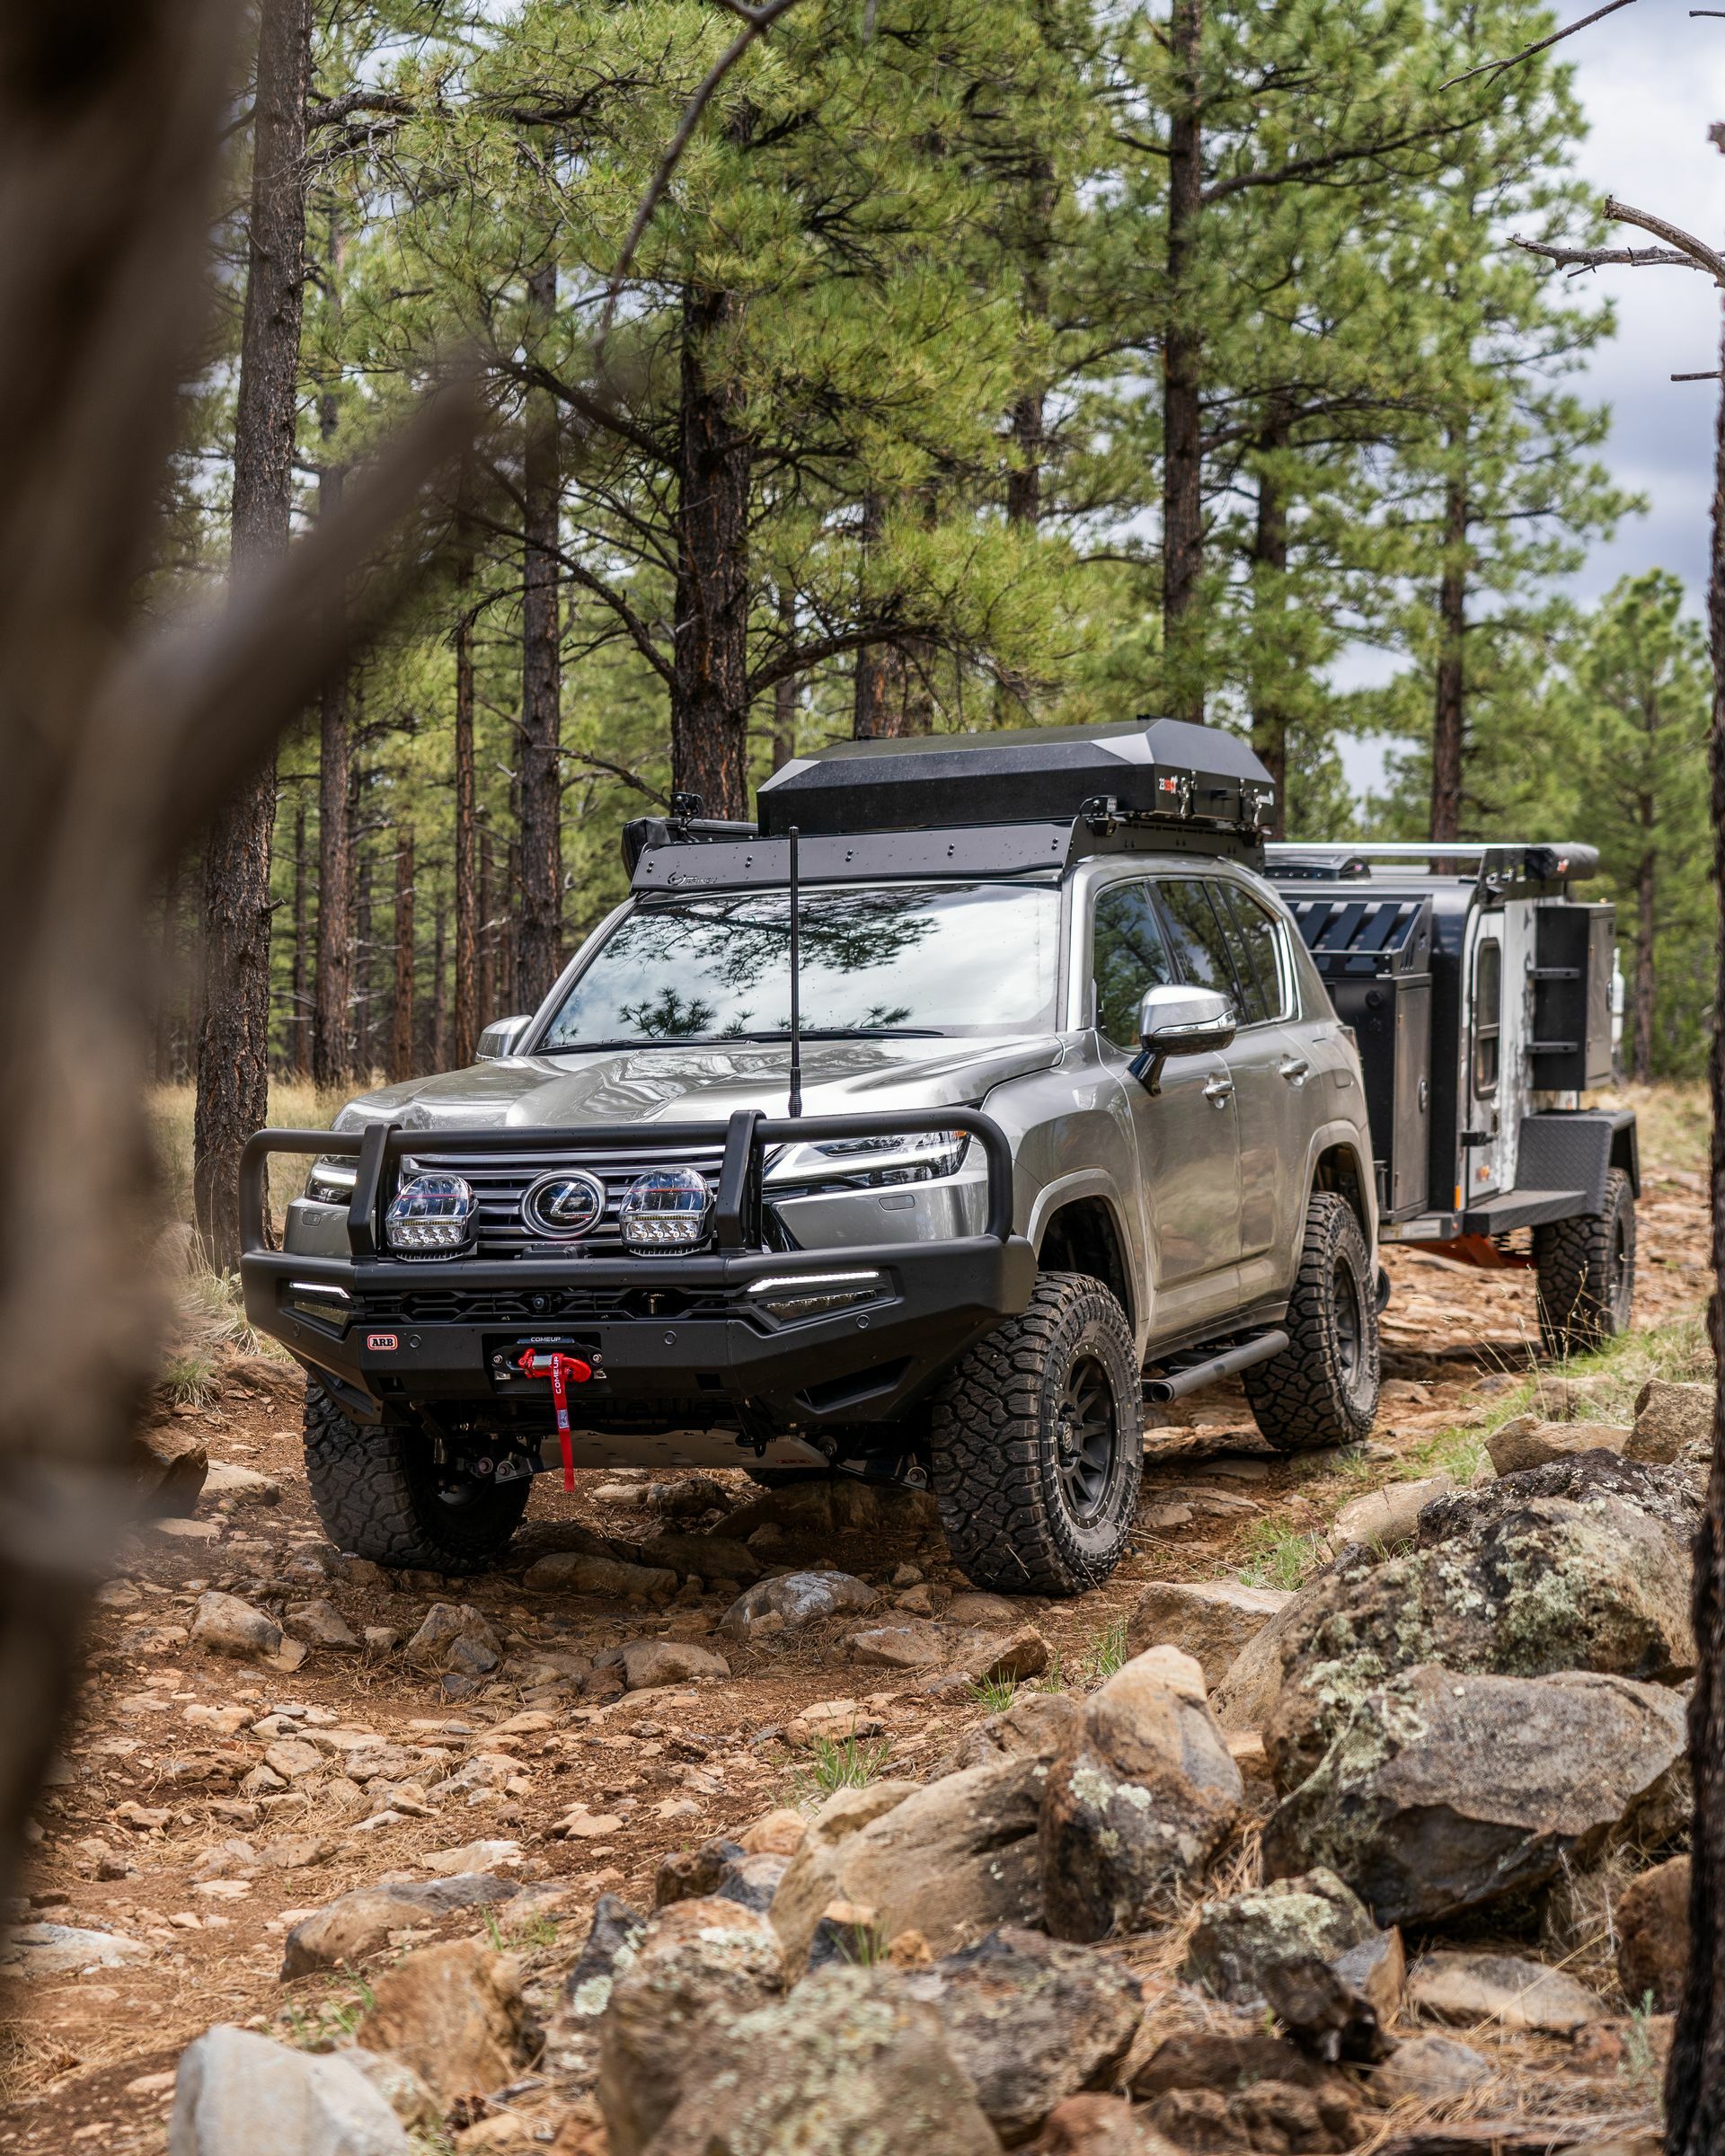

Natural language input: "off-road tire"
[1244,1193,1380,1452]
[302,1381,529,1575]
[1535,1167,1636,1356]
[927,1272,1142,1597]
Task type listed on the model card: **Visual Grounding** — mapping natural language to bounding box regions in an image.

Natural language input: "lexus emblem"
[521,1171,607,1239]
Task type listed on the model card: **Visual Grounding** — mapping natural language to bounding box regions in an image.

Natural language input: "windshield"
[540,881,1061,1047]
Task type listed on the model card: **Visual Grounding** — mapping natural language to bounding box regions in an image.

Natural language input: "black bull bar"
[238,1107,1037,1433]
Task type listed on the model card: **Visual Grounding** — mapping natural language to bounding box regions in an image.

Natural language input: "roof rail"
[1266,841,1597,885]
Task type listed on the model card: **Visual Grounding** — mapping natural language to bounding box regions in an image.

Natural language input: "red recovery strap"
[515,1348,593,1490]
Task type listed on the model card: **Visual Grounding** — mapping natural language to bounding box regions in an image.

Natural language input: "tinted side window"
[1216,884,1288,1023]
[1157,880,1240,1007]
[1092,882,1174,1048]
[1473,936,1501,1095]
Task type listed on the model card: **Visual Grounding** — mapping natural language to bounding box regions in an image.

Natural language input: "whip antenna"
[787,825,803,1118]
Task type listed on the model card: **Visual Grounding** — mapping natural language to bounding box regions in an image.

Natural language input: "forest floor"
[0,1082,1710,2153]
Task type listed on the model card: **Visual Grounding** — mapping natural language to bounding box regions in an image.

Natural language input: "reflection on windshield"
[542,883,1059,1047]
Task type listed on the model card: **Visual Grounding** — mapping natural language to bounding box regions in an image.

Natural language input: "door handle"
[1278,1056,1311,1087]
[1203,1075,1234,1108]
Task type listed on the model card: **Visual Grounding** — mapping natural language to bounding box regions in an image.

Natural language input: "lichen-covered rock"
[645,1965,1000,2156]
[1416,1451,1702,1550]
[596,1896,786,2156]
[771,1761,1045,1968]
[1264,1494,1694,1790]
[1127,1580,1290,1687]
[1040,1648,1242,1943]
[1262,1665,1687,1927]
[1183,1869,1376,2005]
[1616,1853,1689,2011]
[562,1894,645,2021]
[1630,1379,1712,1464]
[893,1928,1142,2144]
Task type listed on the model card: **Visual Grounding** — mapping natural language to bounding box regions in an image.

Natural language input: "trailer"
[1261,841,1637,1355]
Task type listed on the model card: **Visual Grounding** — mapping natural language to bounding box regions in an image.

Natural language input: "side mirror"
[1136,984,1235,1094]
[475,1014,533,1063]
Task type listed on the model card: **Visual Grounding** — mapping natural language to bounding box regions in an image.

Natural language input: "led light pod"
[619,1165,712,1251]
[385,1171,477,1255]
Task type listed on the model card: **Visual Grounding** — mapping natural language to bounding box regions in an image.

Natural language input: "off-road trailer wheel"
[1244,1192,1380,1451]
[1534,1166,1636,1356]
[927,1271,1142,1597]
[303,1380,529,1575]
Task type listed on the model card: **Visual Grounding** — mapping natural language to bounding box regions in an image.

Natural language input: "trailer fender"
[1517,1109,1640,1212]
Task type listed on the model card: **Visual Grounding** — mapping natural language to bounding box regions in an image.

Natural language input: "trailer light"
[305,1158,358,1205]
[619,1166,712,1251]
[748,1269,887,1320]
[385,1171,477,1255]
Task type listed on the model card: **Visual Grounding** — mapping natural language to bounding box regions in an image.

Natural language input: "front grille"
[358,1284,735,1325]
[403,1143,728,1258]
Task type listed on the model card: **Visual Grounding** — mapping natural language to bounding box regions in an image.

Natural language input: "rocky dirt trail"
[0,1109,1710,2154]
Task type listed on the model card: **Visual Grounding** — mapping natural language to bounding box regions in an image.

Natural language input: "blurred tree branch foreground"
[0,0,780,1918]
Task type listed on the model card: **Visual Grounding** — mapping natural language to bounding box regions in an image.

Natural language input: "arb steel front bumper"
[238,1109,1036,1443]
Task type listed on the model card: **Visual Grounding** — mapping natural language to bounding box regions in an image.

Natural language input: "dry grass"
[149,1078,354,1227]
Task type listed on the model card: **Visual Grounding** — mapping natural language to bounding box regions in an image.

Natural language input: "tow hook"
[515,1348,593,1490]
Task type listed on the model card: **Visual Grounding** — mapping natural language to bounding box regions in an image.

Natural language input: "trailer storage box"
[1282,889,1434,1221]
[1532,903,1615,1091]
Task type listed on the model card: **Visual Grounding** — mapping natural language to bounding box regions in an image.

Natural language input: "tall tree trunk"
[1248,408,1290,841]
[772,587,799,770]
[1429,446,1468,845]
[288,793,309,1076]
[193,0,313,1268]
[452,526,480,1063]
[517,261,562,1008]
[389,828,414,1082]
[354,847,374,1076]
[312,223,353,1091]
[1161,0,1204,727]
[1633,815,1655,1087]
[854,493,890,740]
[1666,296,1725,2156]
[430,896,448,1070]
[1007,152,1055,531]
[671,284,752,815]
[479,826,497,1022]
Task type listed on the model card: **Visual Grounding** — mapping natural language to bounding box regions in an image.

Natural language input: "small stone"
[594,1481,646,1507]
[720,1569,877,1644]
[420,1839,523,1878]
[1026,2093,1154,2155]
[202,1461,280,1506]
[849,1620,946,1670]
[286,1599,359,1651]
[738,1807,806,1857]
[189,1591,282,1665]
[1184,1869,1377,2004]
[785,1700,884,1747]
[1630,1380,1712,1464]
[132,1424,208,1517]
[654,1836,747,1909]
[1486,1417,1630,1475]
[1616,1854,1690,2012]
[1367,2034,1493,2104]
[363,1627,401,1657]
[0,1923,151,1976]
[402,1603,502,1674]
[1408,1948,1607,2034]
[1331,1474,1454,1552]
[641,1532,762,1584]
[891,1563,924,1588]
[1127,1579,1290,1687]
[522,1551,678,1602]
[945,1592,1022,1628]
[952,1623,1052,1686]
[279,1875,518,1979]
[619,1638,729,1691]
[262,1739,322,1780]
[896,1584,941,1617]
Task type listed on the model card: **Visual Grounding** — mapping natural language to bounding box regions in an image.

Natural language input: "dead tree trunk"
[389,828,414,1082]
[671,284,752,816]
[452,528,480,1063]
[1667,294,1725,2153]
[1161,0,1205,727]
[1430,448,1468,844]
[517,262,562,1008]
[192,0,313,1266]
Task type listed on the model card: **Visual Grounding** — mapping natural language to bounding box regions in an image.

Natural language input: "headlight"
[385,1171,477,1255]
[747,1269,887,1321]
[767,1128,970,1192]
[619,1166,712,1252]
[305,1158,358,1206]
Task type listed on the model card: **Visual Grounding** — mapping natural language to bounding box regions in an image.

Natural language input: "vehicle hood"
[333,1034,1063,1135]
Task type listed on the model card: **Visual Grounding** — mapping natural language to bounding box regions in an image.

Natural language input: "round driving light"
[385,1171,477,1255]
[619,1165,712,1252]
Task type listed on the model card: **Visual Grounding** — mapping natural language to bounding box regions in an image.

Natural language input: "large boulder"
[1631,1380,1712,1463]
[892,1928,1142,2145]
[356,1940,534,2106]
[168,2025,410,2156]
[1127,1581,1289,1687]
[771,1761,1045,1968]
[1262,1665,1687,1927]
[1616,1853,1690,2011]
[279,1875,518,1980]
[1039,1648,1242,1943]
[645,1964,1001,2156]
[1264,1494,1694,1790]
[1183,1869,1377,2006]
[1416,1451,1703,1551]
[597,1896,786,2156]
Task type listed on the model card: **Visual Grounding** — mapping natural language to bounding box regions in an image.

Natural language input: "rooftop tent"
[755,716,1277,837]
